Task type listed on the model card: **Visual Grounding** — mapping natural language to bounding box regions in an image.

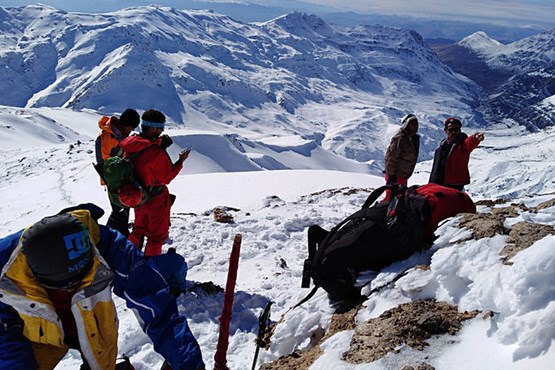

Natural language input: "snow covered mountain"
[0,4,484,164]
[433,29,555,130]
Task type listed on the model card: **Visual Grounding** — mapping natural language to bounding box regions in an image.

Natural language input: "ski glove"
[148,248,188,295]
[160,134,173,149]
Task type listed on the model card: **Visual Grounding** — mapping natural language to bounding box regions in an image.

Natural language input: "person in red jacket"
[119,109,190,256]
[429,117,485,190]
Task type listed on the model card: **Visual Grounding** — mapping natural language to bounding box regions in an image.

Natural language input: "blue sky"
[0,0,554,28]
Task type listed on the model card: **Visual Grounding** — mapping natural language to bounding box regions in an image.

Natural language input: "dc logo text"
[63,231,90,260]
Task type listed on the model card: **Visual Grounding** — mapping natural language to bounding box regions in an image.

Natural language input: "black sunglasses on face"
[447,128,460,133]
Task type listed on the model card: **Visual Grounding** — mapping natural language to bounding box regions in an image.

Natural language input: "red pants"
[128,187,171,256]
[383,175,408,201]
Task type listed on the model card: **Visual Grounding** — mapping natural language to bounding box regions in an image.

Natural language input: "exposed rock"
[259,348,322,370]
[458,212,506,239]
[213,207,235,223]
[327,304,360,335]
[458,204,529,240]
[259,305,360,370]
[262,300,478,369]
[401,364,436,370]
[501,221,555,264]
[342,300,479,364]
[475,199,508,207]
[492,204,525,217]
[535,197,555,211]
[458,204,554,264]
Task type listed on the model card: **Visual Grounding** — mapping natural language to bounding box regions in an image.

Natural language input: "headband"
[141,119,165,129]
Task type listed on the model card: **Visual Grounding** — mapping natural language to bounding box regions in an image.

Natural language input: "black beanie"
[444,117,462,130]
[120,109,140,128]
[22,214,94,289]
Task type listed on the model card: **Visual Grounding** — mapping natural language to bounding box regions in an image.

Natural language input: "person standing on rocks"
[429,117,485,191]
[383,113,420,199]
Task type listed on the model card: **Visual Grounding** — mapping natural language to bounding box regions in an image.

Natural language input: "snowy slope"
[0,108,554,370]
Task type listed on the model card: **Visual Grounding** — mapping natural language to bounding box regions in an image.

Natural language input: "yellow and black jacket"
[0,207,204,370]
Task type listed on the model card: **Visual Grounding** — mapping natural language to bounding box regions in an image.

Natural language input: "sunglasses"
[447,127,460,133]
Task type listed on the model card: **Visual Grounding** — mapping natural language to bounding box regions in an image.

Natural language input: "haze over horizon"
[0,0,554,29]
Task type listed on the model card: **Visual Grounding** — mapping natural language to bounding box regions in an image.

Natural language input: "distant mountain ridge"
[0,4,484,163]
[1,5,554,162]
[433,29,555,130]
[323,12,546,44]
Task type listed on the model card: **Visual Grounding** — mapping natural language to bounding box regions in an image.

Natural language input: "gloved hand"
[148,248,188,296]
[160,134,173,149]
[386,175,397,185]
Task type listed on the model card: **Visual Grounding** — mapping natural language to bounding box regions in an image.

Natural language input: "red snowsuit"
[120,135,183,256]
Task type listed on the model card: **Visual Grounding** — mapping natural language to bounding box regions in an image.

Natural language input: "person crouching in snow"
[120,109,191,256]
[0,203,205,370]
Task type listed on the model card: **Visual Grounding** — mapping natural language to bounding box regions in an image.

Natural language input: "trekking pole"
[214,234,242,370]
[251,300,273,370]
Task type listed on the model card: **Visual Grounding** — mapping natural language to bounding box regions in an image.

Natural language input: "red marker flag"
[214,233,242,370]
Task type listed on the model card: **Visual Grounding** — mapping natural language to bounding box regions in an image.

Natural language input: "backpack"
[103,150,150,208]
[414,183,476,239]
[300,183,476,302]
[301,184,430,301]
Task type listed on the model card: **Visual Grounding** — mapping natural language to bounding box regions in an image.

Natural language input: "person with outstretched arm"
[120,109,191,256]
[429,117,485,191]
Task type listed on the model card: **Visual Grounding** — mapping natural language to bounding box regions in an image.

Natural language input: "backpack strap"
[361,184,408,209]
[294,266,413,310]
[125,146,151,161]
[307,225,328,260]
[358,266,413,296]
[291,286,320,310]
[361,185,388,208]
[302,225,329,288]
[123,146,153,189]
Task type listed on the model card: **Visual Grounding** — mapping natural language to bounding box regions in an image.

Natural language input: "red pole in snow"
[214,233,242,370]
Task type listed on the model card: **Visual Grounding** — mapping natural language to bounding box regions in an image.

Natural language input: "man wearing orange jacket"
[120,109,190,256]
[94,109,140,236]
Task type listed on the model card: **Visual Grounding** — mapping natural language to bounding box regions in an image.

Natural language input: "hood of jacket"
[120,134,160,154]
[97,116,118,134]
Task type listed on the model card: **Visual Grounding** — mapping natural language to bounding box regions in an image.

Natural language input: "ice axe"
[251,300,272,370]
[213,234,242,370]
